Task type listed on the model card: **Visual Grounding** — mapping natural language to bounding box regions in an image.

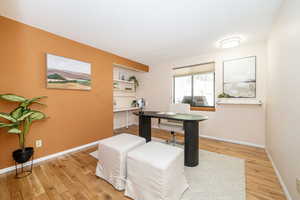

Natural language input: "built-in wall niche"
[113,66,139,110]
[113,95,136,109]
[113,66,135,81]
[113,65,141,129]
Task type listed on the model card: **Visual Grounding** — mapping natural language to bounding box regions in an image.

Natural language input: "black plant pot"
[12,147,34,164]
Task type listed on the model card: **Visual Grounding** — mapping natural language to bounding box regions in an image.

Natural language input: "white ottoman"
[95,133,146,190]
[125,142,189,200]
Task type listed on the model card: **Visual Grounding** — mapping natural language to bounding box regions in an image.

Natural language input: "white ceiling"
[0,0,282,65]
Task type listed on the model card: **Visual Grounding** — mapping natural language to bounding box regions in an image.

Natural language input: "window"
[173,75,192,104]
[173,62,215,110]
[193,73,215,107]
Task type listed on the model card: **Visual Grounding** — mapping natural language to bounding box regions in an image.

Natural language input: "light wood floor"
[0,125,286,200]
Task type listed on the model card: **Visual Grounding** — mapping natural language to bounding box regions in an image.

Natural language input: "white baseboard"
[199,134,265,149]
[113,123,136,130]
[151,124,265,148]
[0,140,100,175]
[266,150,292,200]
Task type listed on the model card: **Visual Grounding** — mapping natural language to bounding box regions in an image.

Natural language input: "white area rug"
[90,138,245,200]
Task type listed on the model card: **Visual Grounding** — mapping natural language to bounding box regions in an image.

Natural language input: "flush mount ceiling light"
[217,36,243,49]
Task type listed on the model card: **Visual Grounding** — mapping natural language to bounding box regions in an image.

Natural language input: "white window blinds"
[173,62,215,76]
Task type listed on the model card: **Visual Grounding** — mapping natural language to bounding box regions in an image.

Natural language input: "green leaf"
[31,101,46,106]
[10,107,24,119]
[22,109,31,114]
[0,123,16,128]
[8,127,22,134]
[47,73,66,80]
[17,111,35,121]
[0,112,17,122]
[23,117,32,135]
[0,94,26,102]
[30,111,46,121]
[20,96,47,108]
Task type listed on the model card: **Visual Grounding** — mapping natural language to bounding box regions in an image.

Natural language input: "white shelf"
[113,89,135,93]
[216,99,262,105]
[113,79,135,84]
[113,107,140,112]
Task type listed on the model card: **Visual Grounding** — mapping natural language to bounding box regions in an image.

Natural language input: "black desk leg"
[184,121,199,167]
[139,115,152,142]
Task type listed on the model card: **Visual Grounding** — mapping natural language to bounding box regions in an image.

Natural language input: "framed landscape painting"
[223,56,256,98]
[46,54,91,90]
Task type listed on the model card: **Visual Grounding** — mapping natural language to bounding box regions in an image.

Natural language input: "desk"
[114,107,140,128]
[134,111,208,167]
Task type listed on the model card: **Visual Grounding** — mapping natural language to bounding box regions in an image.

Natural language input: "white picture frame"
[223,56,256,98]
[46,54,91,90]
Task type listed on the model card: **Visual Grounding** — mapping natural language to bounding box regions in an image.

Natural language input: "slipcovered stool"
[125,141,189,200]
[95,133,146,190]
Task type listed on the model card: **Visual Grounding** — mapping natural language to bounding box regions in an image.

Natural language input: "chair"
[182,95,208,107]
[157,103,190,145]
[192,96,209,107]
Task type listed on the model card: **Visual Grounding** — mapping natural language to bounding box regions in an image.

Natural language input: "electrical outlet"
[297,178,300,194]
[35,140,42,148]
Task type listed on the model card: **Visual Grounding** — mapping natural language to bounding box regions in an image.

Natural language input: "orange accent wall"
[0,16,149,169]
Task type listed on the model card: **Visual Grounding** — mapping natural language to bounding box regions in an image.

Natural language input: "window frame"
[173,72,216,112]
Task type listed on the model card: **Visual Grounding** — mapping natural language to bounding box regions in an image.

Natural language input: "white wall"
[267,0,300,199]
[138,42,267,147]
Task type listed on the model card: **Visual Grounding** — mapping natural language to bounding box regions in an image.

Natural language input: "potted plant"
[0,94,47,165]
[217,93,233,98]
[128,76,139,90]
[131,100,137,107]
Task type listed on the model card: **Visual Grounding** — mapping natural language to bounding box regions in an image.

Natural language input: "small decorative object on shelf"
[137,98,146,113]
[125,87,133,91]
[0,94,47,178]
[128,76,139,90]
[113,82,119,89]
[131,100,137,107]
[113,79,136,92]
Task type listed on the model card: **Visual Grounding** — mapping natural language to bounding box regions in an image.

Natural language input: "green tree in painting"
[47,73,66,80]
